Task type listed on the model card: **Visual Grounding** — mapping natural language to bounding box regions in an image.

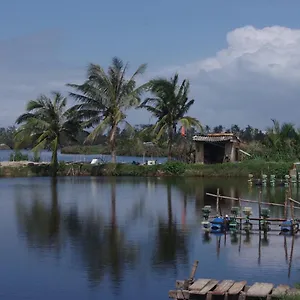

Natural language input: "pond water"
[0,177,299,300]
[0,149,167,164]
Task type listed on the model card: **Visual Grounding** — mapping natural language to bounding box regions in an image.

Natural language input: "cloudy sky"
[1,0,300,129]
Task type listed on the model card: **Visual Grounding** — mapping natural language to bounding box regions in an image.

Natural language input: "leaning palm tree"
[67,57,147,163]
[139,73,201,159]
[15,91,82,176]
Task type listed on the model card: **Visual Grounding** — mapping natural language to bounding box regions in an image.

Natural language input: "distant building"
[192,133,241,164]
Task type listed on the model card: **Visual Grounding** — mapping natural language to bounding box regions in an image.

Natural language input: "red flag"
[181,126,185,136]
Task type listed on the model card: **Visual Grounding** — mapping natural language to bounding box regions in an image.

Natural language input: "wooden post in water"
[284,236,288,263]
[284,191,288,220]
[216,188,220,216]
[288,236,295,278]
[258,190,262,231]
[238,196,242,234]
[290,200,295,221]
[189,260,199,283]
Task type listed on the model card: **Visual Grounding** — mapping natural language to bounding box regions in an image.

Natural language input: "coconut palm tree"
[15,91,81,176]
[67,57,147,163]
[139,73,201,159]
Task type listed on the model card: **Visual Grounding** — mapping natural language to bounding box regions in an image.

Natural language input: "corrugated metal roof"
[193,135,240,142]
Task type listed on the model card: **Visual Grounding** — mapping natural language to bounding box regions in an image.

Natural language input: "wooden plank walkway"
[169,278,300,299]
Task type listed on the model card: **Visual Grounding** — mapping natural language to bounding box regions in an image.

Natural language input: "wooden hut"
[193,133,241,164]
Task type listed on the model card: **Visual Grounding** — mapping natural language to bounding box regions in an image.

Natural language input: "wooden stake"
[288,236,295,278]
[288,197,300,206]
[216,188,220,216]
[290,200,295,221]
[258,190,262,230]
[238,196,242,231]
[189,260,199,282]
[284,191,288,219]
[206,192,300,209]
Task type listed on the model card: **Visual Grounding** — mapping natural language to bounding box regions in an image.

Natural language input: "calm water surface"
[0,177,299,299]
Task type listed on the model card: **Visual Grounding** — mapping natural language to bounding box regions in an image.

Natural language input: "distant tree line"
[2,119,299,161]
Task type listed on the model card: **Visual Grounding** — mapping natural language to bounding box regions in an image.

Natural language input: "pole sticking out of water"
[284,191,288,219]
[216,188,220,216]
[258,190,262,230]
[189,260,199,283]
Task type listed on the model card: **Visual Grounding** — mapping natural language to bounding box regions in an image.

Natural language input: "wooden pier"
[169,261,300,300]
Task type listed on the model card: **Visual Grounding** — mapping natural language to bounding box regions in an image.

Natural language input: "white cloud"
[152,26,300,129]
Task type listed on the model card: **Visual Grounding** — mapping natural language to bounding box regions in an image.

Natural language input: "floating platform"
[169,278,300,299]
[169,261,299,299]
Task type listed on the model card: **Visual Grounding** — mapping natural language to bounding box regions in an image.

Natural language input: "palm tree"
[67,57,147,163]
[265,119,298,160]
[139,73,201,160]
[15,91,81,176]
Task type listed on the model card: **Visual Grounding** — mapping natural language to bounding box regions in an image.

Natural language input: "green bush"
[161,161,186,175]
[9,150,29,161]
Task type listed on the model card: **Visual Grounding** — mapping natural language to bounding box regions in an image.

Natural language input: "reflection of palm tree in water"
[152,183,188,270]
[64,178,139,288]
[181,193,187,230]
[16,178,139,289]
[15,178,61,251]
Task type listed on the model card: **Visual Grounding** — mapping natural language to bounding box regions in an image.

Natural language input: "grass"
[0,160,293,178]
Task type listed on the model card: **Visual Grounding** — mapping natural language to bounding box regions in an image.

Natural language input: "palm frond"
[85,117,111,143]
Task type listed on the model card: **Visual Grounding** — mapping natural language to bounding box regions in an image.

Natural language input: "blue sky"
[1,0,300,128]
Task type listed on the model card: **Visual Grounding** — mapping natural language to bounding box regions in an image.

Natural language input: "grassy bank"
[0,160,293,178]
[60,144,167,157]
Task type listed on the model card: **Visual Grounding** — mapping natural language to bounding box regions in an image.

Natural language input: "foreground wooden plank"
[271,285,290,298]
[247,282,274,297]
[212,280,235,295]
[176,280,189,289]
[228,281,247,295]
[191,280,219,295]
[169,289,190,299]
[189,278,211,291]
[286,288,300,296]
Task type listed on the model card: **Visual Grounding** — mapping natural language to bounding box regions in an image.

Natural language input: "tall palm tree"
[67,57,147,163]
[139,73,201,160]
[15,91,81,176]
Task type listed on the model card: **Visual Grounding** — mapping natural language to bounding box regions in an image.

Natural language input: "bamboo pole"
[284,191,288,219]
[209,215,286,222]
[258,230,261,265]
[284,236,288,263]
[258,190,262,230]
[238,196,242,231]
[216,188,220,216]
[290,200,295,220]
[189,260,199,282]
[206,192,300,209]
[288,236,295,278]
[288,197,300,206]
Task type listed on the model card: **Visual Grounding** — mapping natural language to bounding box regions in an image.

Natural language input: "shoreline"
[0,160,293,178]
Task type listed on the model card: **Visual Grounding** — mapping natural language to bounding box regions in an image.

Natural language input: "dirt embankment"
[0,161,50,167]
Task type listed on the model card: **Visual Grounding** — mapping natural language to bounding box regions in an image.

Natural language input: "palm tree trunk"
[110,125,117,163]
[168,127,173,160]
[51,137,58,177]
